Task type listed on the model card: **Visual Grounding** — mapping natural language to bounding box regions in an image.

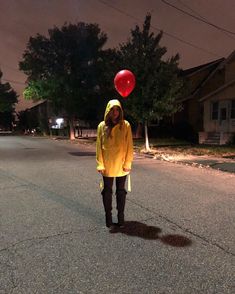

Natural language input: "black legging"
[103,176,127,192]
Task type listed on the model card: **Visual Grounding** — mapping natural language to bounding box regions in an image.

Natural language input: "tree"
[95,48,124,120]
[118,14,184,151]
[17,110,29,132]
[19,22,108,139]
[0,70,18,130]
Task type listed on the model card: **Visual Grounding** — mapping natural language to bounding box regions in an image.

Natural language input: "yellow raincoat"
[96,99,133,177]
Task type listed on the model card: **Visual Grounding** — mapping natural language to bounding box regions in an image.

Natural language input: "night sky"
[1,0,235,111]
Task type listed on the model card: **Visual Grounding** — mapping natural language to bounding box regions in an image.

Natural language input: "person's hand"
[123,167,131,172]
[98,169,105,174]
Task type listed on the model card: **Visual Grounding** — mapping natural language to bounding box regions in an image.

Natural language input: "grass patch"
[76,136,235,158]
[134,138,235,158]
[134,137,190,147]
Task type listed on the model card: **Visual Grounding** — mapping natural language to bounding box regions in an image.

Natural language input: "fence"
[75,128,97,138]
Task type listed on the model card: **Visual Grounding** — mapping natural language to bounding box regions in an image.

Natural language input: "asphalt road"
[0,136,234,294]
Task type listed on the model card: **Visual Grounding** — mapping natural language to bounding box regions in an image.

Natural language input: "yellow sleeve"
[123,122,134,170]
[96,123,105,170]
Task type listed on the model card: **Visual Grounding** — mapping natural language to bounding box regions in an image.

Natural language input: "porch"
[199,131,234,145]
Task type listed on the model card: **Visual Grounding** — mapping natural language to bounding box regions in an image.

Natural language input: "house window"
[211,102,218,120]
[220,108,227,120]
[231,100,235,119]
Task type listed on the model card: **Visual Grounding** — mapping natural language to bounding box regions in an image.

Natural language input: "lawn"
[76,137,235,159]
[134,138,235,158]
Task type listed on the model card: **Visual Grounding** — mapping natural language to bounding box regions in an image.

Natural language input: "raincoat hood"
[96,99,133,177]
[104,99,123,121]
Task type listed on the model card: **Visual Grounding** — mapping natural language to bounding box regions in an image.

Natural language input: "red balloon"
[114,69,136,98]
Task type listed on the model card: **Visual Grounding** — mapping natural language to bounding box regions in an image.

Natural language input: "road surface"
[0,136,234,293]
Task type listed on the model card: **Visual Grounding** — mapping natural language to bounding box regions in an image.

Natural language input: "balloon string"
[127,174,131,192]
[99,180,103,191]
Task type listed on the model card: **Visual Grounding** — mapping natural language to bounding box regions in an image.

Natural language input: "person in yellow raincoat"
[96,99,133,228]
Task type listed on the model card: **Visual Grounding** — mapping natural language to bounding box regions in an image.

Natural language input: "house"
[176,51,235,145]
[20,100,97,138]
[19,100,53,135]
[173,57,224,142]
[198,52,235,144]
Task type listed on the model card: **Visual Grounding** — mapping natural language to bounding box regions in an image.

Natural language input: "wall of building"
[203,84,235,133]
[198,68,225,98]
[225,56,235,82]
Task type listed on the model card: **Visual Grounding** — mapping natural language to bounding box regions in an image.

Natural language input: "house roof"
[181,58,224,77]
[25,100,46,111]
[179,50,235,103]
[178,58,225,102]
[192,50,235,95]
[199,78,235,102]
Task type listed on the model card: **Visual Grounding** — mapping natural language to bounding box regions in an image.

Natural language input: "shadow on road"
[160,234,192,247]
[110,221,161,239]
[109,221,192,247]
[68,151,96,156]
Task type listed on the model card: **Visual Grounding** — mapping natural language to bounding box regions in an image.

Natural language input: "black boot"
[116,189,127,228]
[101,188,113,228]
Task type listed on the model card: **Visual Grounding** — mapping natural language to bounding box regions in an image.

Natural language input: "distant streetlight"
[56,118,64,129]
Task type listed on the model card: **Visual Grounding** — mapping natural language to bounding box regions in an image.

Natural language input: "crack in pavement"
[1,168,234,258]
[127,198,235,257]
[0,228,98,253]
[0,227,99,293]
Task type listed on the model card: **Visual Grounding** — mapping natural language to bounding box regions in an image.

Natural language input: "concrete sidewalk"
[150,153,235,174]
[51,136,235,174]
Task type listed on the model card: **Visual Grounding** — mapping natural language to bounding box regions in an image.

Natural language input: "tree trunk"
[69,118,75,140]
[144,121,151,152]
[135,122,143,138]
